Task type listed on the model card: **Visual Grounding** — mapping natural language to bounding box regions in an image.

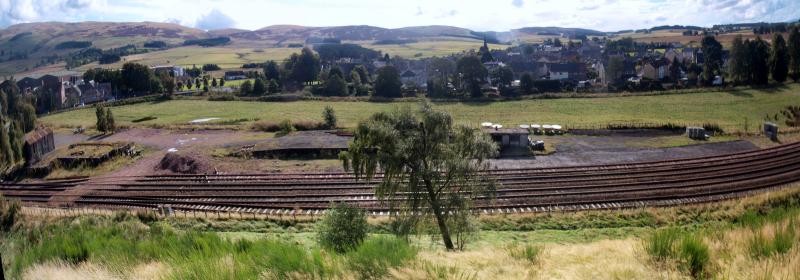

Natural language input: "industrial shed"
[23,127,55,164]
[249,131,351,159]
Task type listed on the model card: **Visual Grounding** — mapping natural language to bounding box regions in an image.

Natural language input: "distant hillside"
[0,22,504,76]
[243,25,481,43]
[513,26,606,37]
[0,21,207,76]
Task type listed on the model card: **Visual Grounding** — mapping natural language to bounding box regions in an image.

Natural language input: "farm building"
[23,127,55,164]
[248,131,351,159]
[224,71,247,81]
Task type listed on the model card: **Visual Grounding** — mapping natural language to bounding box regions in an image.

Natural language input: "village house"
[400,70,425,86]
[224,71,247,81]
[152,65,185,77]
[546,63,585,81]
[640,58,671,80]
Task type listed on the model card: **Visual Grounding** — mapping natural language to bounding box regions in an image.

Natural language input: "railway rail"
[2,141,800,216]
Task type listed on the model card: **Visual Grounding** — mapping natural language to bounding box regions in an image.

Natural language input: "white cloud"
[0,0,106,27]
[195,8,235,30]
[0,0,798,32]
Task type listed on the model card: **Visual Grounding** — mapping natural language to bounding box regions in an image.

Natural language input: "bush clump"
[252,120,325,132]
[278,119,295,136]
[0,196,20,232]
[318,203,368,253]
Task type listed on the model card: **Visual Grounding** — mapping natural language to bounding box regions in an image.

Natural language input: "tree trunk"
[426,181,454,250]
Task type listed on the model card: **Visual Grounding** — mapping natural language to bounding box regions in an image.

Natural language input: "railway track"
[2,141,800,215]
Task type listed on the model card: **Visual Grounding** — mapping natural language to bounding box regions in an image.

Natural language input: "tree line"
[0,80,38,173]
[729,27,800,85]
[83,62,179,98]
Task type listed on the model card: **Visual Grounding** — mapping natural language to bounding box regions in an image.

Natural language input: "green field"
[358,40,507,59]
[77,46,300,70]
[40,85,800,133]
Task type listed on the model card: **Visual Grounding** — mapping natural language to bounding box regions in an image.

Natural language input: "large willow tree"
[339,102,498,250]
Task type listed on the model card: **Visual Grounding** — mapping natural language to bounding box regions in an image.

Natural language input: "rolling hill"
[0,21,612,77]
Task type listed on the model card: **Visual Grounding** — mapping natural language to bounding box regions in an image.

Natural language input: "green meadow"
[40,84,800,133]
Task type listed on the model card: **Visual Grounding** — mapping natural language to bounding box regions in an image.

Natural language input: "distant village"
[3,22,799,115]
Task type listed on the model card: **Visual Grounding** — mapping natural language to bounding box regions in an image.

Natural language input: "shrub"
[207,94,236,101]
[292,120,325,131]
[507,243,544,264]
[136,211,159,224]
[278,119,295,136]
[323,106,337,129]
[643,228,680,262]
[318,203,368,253]
[450,211,479,250]
[0,196,20,232]
[347,236,416,279]
[678,234,710,279]
[702,123,724,135]
[252,121,281,132]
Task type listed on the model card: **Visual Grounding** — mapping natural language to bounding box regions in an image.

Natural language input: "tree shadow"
[753,84,790,94]
[87,133,114,141]
[725,87,753,97]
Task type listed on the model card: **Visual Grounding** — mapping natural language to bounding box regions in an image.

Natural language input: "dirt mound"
[157,153,211,174]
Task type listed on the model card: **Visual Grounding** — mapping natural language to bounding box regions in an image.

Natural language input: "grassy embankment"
[3,183,800,279]
[40,84,800,134]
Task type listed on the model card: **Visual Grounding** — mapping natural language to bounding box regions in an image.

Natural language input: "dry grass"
[391,239,687,280]
[708,218,800,279]
[22,261,169,280]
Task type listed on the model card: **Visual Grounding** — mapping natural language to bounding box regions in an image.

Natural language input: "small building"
[484,128,530,157]
[224,71,247,81]
[764,122,779,141]
[23,127,55,165]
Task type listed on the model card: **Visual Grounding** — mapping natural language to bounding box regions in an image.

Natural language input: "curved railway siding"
[2,141,800,215]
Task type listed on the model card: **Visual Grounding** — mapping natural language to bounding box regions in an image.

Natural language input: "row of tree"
[729,27,800,85]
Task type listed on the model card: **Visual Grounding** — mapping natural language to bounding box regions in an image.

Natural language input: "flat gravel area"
[490,140,759,169]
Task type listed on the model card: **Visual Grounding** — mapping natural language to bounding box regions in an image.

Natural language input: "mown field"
[40,85,800,133]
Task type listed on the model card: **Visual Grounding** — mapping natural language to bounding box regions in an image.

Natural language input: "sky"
[1,0,799,32]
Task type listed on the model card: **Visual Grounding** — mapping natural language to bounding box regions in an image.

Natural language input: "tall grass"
[677,234,710,279]
[642,229,710,278]
[6,216,333,279]
[506,243,545,264]
[643,228,680,262]
[346,235,417,279]
[747,220,797,259]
